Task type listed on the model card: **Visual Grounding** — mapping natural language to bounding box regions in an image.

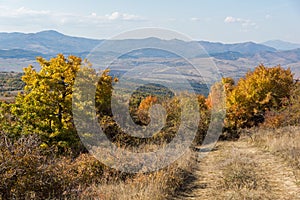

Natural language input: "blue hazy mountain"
[262,40,300,51]
[0,30,102,54]
[0,30,278,59]
[1,31,300,79]
[198,41,276,54]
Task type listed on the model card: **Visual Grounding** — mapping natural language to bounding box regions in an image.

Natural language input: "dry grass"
[80,150,195,200]
[0,132,195,200]
[171,141,280,200]
[249,126,300,180]
[175,139,299,200]
[215,150,273,200]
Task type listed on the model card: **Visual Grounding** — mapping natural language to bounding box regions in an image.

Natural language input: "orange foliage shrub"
[137,96,158,125]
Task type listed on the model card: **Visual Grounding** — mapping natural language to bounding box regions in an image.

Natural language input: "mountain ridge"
[0,30,278,57]
[1,30,300,79]
[262,40,300,51]
[0,30,102,54]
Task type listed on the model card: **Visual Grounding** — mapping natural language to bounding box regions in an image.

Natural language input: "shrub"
[136,96,158,125]
[263,82,300,128]
[0,132,112,199]
[225,65,294,133]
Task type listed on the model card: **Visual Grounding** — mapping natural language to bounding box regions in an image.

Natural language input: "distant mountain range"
[0,30,290,59]
[0,30,100,55]
[1,30,300,79]
[262,40,300,51]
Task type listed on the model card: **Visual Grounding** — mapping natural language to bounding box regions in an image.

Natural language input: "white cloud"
[0,5,49,17]
[0,5,146,37]
[224,16,254,25]
[91,13,97,17]
[224,16,236,23]
[224,16,257,31]
[0,5,144,23]
[106,12,120,20]
[14,7,50,16]
[104,11,143,21]
[190,17,201,22]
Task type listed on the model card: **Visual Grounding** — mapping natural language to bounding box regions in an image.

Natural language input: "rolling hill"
[1,30,300,80]
[0,30,277,58]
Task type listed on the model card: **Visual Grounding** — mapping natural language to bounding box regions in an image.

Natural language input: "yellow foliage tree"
[225,64,294,131]
[11,54,118,150]
[95,69,118,117]
[12,54,83,147]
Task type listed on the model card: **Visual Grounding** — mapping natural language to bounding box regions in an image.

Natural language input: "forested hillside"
[0,54,299,199]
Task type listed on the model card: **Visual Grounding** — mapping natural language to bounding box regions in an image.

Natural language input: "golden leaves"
[225,64,294,129]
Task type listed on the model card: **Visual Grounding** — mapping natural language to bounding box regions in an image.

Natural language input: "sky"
[0,0,300,43]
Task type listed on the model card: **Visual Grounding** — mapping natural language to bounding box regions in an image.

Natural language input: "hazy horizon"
[1,29,300,45]
[0,0,299,43]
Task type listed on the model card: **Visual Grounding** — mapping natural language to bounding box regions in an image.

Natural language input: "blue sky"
[0,0,300,43]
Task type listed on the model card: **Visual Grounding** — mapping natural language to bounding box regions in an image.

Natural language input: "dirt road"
[172,139,300,199]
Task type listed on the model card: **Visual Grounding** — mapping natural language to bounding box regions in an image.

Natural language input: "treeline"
[1,54,298,149]
[1,55,298,147]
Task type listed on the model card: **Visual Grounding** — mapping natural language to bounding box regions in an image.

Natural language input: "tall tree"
[12,54,82,147]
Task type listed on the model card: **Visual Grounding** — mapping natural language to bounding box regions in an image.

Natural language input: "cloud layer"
[224,16,256,27]
[224,16,257,32]
[0,5,144,26]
